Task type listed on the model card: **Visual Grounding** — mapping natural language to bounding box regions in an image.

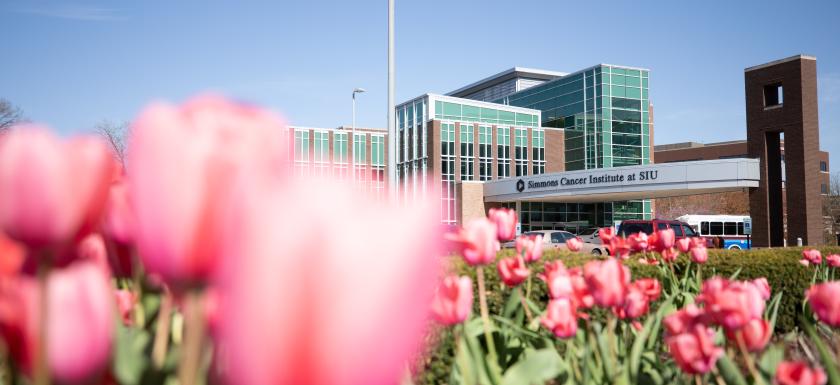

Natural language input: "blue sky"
[2,0,839,166]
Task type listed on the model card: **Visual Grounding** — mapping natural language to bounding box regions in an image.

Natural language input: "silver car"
[504,230,608,256]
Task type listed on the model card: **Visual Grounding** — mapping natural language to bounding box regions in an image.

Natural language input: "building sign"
[743,217,752,235]
[515,170,659,193]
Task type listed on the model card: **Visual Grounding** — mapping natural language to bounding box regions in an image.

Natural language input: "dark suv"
[617,219,698,239]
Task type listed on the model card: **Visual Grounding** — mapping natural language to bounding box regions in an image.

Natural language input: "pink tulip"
[541,261,574,299]
[620,287,650,319]
[541,298,578,339]
[627,232,649,252]
[515,234,543,263]
[698,278,765,331]
[609,236,632,259]
[799,259,811,267]
[661,247,680,263]
[431,275,473,325]
[487,208,517,241]
[676,237,692,253]
[453,218,500,266]
[632,278,661,301]
[598,227,615,244]
[657,228,676,250]
[218,178,443,385]
[689,243,708,264]
[802,249,822,265]
[646,232,660,252]
[825,254,840,268]
[775,361,827,385]
[0,261,114,383]
[583,258,630,308]
[805,282,840,327]
[565,237,583,252]
[666,324,723,374]
[0,232,24,276]
[497,257,530,287]
[568,268,594,309]
[127,95,287,289]
[752,278,771,301]
[663,304,707,336]
[103,182,134,245]
[115,289,137,326]
[725,318,771,352]
[0,126,113,249]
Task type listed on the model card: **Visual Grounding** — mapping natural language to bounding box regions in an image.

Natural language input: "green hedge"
[449,246,840,333]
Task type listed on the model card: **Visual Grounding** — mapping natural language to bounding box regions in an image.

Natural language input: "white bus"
[676,214,752,250]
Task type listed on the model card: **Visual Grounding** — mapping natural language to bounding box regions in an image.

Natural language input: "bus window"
[710,222,723,235]
[701,222,709,235]
[672,225,684,236]
[737,222,745,235]
[683,225,697,237]
[724,222,737,235]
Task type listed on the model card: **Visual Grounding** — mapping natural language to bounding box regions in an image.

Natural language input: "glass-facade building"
[493,64,653,226]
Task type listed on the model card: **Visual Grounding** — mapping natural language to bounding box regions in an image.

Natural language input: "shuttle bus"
[676,215,751,249]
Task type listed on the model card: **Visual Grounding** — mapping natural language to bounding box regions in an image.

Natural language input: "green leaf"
[802,319,840,385]
[501,348,564,385]
[113,322,151,385]
[594,323,616,381]
[757,345,784,378]
[728,267,743,280]
[502,288,522,318]
[766,291,783,331]
[716,354,748,385]
[629,315,657,383]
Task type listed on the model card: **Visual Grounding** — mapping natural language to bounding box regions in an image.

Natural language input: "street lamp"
[352,88,366,181]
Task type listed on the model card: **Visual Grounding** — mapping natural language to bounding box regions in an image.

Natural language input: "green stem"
[517,286,533,323]
[735,330,766,385]
[475,267,499,364]
[152,289,173,368]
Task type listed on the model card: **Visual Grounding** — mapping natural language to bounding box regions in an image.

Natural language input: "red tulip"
[541,261,573,299]
[515,234,543,263]
[775,361,827,385]
[598,227,615,244]
[609,236,632,259]
[620,287,650,319]
[127,95,287,289]
[632,278,661,301]
[565,237,582,252]
[663,304,707,336]
[657,228,676,250]
[541,298,578,339]
[801,249,822,265]
[666,323,723,374]
[497,257,529,287]
[0,261,114,383]
[0,232,24,276]
[568,268,594,309]
[0,126,113,249]
[825,254,840,268]
[661,247,680,263]
[488,208,517,241]
[431,275,473,325]
[218,179,443,385]
[454,218,500,266]
[725,318,771,352]
[676,237,692,253]
[115,289,137,326]
[806,282,840,327]
[627,232,649,252]
[698,278,765,331]
[583,258,630,308]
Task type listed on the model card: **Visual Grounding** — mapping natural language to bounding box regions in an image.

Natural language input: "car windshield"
[579,228,598,236]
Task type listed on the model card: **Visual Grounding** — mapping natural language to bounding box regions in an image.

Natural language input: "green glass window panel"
[516,112,533,126]
[407,105,414,126]
[611,74,625,86]
[613,121,641,134]
[626,76,641,87]
[601,67,610,75]
[642,89,649,99]
[463,105,480,121]
[434,101,442,118]
[626,87,641,99]
[626,69,641,77]
[499,110,515,124]
[642,112,649,122]
[460,126,473,142]
[398,108,405,129]
[611,67,626,76]
[611,85,626,97]
[642,78,649,88]
[481,107,498,122]
[613,109,641,122]
[612,134,641,146]
[443,102,461,118]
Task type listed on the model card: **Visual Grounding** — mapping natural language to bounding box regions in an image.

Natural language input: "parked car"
[617,219,699,240]
[576,227,600,243]
[503,230,608,256]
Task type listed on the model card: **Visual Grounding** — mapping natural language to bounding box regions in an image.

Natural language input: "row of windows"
[434,101,539,127]
[293,130,384,166]
[699,221,747,236]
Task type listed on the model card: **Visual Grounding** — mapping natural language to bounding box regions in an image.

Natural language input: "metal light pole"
[387,0,397,201]
[352,88,366,181]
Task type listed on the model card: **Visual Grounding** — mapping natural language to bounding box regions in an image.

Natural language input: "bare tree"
[95,120,129,168]
[0,98,24,131]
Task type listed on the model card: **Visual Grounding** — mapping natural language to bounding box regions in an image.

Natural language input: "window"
[354,133,367,184]
[514,128,528,177]
[672,224,683,237]
[293,129,309,176]
[724,222,737,236]
[822,184,829,194]
[497,127,510,179]
[737,223,745,235]
[550,232,566,244]
[532,129,545,175]
[701,222,709,235]
[460,124,474,181]
[478,126,492,181]
[683,225,697,237]
[313,131,329,177]
[820,161,828,172]
[709,222,723,235]
[441,123,456,224]
[371,135,385,199]
[657,223,668,230]
[333,132,348,179]
[764,83,783,107]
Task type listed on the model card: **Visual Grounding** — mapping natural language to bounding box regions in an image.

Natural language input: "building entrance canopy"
[483,159,760,203]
